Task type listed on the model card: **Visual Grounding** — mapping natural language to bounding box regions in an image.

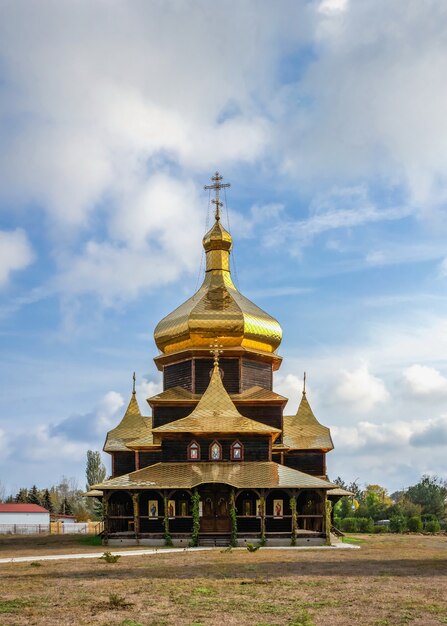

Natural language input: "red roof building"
[0,504,49,513]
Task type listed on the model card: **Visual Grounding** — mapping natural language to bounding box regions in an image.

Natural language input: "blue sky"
[1,0,447,496]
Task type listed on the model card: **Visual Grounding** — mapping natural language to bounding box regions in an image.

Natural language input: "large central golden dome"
[154,177,282,356]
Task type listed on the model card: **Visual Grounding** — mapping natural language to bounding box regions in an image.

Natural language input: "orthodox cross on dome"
[210,339,223,367]
[132,371,136,395]
[204,171,230,221]
[303,371,307,395]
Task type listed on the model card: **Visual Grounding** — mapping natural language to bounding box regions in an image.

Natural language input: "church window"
[187,441,200,461]
[230,440,243,461]
[209,441,222,461]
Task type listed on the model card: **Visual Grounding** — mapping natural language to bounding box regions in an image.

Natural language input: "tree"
[85,450,106,491]
[27,485,42,506]
[59,497,73,516]
[42,488,54,513]
[363,484,393,521]
[406,475,447,518]
[15,488,28,503]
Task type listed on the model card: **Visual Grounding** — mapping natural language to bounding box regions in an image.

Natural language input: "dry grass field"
[0,534,446,626]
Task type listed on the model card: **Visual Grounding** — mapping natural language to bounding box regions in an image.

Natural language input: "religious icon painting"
[256,499,262,518]
[167,500,176,518]
[148,500,158,519]
[243,500,251,516]
[198,501,203,517]
[180,500,188,517]
[273,499,283,518]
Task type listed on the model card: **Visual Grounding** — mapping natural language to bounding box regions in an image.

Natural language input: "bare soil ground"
[0,534,446,626]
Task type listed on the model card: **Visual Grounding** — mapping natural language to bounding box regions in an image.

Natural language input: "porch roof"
[93,461,336,491]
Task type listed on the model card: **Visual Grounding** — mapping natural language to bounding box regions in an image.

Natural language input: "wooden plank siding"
[161,436,271,462]
[284,452,326,476]
[241,359,272,391]
[195,358,240,393]
[163,360,193,391]
[139,451,162,469]
[112,452,136,477]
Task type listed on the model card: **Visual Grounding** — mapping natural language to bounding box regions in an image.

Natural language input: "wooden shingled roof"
[282,392,333,451]
[93,461,336,491]
[152,364,280,438]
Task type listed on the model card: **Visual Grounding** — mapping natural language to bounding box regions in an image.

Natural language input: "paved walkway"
[0,543,358,564]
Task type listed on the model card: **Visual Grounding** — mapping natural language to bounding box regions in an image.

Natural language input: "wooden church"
[91,173,344,546]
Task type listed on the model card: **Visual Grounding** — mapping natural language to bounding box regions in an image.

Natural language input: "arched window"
[187,441,200,461]
[230,440,243,461]
[209,440,222,461]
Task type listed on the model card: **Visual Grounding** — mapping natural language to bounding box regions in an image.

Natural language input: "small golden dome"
[154,178,282,356]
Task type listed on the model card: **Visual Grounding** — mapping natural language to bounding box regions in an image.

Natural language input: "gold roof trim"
[282,392,334,451]
[93,461,337,491]
[103,393,151,453]
[152,364,280,438]
[153,208,282,356]
[148,385,287,405]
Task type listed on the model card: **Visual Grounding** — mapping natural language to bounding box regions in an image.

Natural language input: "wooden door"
[200,489,231,533]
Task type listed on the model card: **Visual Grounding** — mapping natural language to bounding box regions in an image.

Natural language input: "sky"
[0,0,447,496]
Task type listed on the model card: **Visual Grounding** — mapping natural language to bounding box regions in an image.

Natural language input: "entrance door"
[200,488,231,533]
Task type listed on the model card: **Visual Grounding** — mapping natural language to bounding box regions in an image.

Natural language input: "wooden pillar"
[260,490,266,545]
[132,492,140,540]
[102,491,110,544]
[290,491,297,545]
[325,491,332,546]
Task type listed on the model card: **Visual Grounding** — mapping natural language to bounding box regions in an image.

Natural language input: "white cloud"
[335,362,389,412]
[277,0,447,211]
[264,187,412,252]
[0,229,34,286]
[96,391,125,431]
[410,415,447,447]
[402,364,447,396]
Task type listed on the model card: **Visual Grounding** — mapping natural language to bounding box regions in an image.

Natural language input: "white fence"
[0,522,103,535]
[0,524,50,535]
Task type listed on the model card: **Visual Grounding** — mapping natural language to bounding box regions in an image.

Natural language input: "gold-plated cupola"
[154,172,282,356]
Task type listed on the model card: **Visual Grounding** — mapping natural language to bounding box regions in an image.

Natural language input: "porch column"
[325,491,332,545]
[260,490,266,544]
[290,491,297,543]
[132,492,140,539]
[102,491,110,544]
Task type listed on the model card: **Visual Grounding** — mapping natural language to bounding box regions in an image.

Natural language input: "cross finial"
[303,371,307,395]
[204,171,230,221]
[210,339,223,367]
[132,371,136,395]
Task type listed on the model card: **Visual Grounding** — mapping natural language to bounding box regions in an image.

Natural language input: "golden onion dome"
[154,178,282,356]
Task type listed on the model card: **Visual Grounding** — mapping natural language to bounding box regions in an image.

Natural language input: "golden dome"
[154,186,282,356]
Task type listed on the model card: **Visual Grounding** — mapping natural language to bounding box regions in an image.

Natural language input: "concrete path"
[0,542,359,564]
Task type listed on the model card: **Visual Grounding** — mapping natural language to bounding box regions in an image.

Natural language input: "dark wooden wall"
[164,360,193,391]
[241,360,272,391]
[152,406,193,429]
[138,451,161,469]
[161,436,270,462]
[284,452,326,476]
[162,357,273,395]
[194,358,240,393]
[237,405,282,434]
[113,452,136,477]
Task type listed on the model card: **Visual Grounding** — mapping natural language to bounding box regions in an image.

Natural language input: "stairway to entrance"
[198,534,231,547]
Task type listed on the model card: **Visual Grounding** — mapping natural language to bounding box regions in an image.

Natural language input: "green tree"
[59,497,73,516]
[27,485,42,506]
[85,450,106,491]
[15,488,28,503]
[406,475,447,518]
[42,488,54,513]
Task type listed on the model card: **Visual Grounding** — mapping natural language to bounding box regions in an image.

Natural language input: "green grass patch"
[342,535,366,544]
[78,534,103,546]
[193,587,216,595]
[0,598,32,614]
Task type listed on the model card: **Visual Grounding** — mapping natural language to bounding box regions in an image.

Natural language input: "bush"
[425,519,441,534]
[357,517,374,533]
[407,515,423,532]
[373,525,389,533]
[389,515,407,533]
[340,517,358,532]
